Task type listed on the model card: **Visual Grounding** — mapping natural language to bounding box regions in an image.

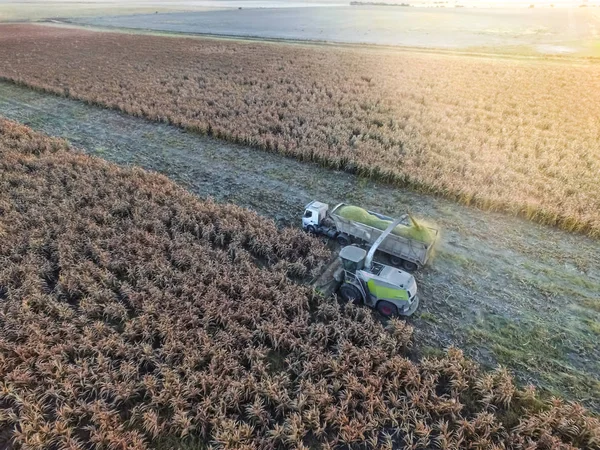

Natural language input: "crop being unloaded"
[337,205,435,244]
[1,117,599,449]
[1,25,599,237]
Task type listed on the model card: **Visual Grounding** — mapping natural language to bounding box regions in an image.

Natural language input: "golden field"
[1,116,599,449]
[1,25,599,236]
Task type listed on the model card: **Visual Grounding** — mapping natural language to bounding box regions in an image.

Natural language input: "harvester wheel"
[339,283,362,305]
[376,300,398,317]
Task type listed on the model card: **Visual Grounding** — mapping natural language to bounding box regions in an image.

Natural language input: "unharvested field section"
[4,117,600,449]
[1,24,599,237]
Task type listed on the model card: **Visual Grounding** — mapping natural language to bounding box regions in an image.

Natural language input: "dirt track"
[1,81,598,409]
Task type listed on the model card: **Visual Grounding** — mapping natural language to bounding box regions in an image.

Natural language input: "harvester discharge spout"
[364,214,407,269]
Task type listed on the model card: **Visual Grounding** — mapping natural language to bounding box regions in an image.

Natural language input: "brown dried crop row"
[1,116,599,449]
[0,25,599,237]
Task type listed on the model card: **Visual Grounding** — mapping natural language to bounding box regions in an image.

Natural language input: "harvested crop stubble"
[1,117,600,449]
[0,25,599,237]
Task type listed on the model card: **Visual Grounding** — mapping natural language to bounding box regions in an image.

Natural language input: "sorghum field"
[1,117,599,449]
[1,24,599,237]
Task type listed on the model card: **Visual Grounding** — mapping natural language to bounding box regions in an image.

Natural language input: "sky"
[1,0,596,5]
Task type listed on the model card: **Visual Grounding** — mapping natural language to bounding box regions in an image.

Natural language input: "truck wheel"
[376,300,398,317]
[339,283,362,305]
[337,234,350,246]
[307,225,317,234]
[390,255,403,267]
[402,260,419,272]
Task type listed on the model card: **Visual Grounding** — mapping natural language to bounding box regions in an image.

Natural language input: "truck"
[302,201,438,271]
[313,209,420,317]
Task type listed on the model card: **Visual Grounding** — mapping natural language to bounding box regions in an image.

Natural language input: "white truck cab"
[302,201,328,230]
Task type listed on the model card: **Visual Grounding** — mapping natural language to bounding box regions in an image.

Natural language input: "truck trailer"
[302,201,438,271]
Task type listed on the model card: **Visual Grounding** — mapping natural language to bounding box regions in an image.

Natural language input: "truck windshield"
[303,210,312,218]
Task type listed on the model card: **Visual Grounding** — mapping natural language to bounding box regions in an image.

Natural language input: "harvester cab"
[338,216,420,317]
